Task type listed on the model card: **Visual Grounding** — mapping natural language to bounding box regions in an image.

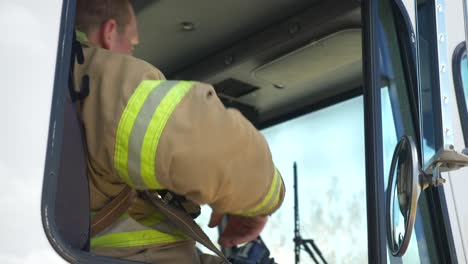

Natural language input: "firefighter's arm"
[155,82,285,216]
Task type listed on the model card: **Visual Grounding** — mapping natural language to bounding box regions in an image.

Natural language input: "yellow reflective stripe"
[75,30,88,43]
[140,81,193,189]
[90,229,188,249]
[114,80,164,187]
[139,211,166,226]
[236,168,282,216]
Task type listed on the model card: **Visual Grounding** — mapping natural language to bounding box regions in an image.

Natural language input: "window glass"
[196,87,436,263]
[381,88,432,263]
[453,47,468,146]
[377,0,441,262]
[418,0,440,166]
[198,96,368,263]
[260,96,367,263]
[460,54,468,112]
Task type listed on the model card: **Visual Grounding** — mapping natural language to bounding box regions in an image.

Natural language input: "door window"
[459,54,468,105]
[452,43,468,144]
[382,88,434,263]
[373,0,444,262]
[195,96,368,263]
[261,96,367,264]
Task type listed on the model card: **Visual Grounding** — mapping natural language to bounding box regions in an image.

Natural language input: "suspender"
[90,188,230,263]
[89,186,135,237]
[143,191,231,263]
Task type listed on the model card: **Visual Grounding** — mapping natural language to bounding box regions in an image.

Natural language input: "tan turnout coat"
[73,39,285,263]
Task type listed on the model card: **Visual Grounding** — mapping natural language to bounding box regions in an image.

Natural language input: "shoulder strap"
[143,191,231,264]
[90,188,230,263]
[90,186,136,237]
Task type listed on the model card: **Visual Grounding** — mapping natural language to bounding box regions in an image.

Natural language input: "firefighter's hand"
[208,212,268,247]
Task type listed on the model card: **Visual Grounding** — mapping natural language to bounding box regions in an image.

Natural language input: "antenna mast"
[293,162,327,264]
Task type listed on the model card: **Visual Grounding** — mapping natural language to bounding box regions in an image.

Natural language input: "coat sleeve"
[155,82,285,216]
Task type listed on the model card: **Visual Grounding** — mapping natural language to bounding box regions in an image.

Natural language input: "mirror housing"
[386,135,419,256]
[386,136,468,257]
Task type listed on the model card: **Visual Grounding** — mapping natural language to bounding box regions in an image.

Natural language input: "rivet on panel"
[439,34,445,42]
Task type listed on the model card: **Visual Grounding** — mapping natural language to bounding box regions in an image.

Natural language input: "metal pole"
[294,162,300,264]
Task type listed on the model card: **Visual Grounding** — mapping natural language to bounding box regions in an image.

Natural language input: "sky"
[0,1,68,263]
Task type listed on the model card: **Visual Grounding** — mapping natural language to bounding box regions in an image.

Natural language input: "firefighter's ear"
[100,19,118,50]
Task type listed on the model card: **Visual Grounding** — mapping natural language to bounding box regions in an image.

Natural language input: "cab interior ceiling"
[133,0,362,125]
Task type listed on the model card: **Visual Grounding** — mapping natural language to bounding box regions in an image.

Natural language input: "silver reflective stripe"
[127,81,177,188]
[100,216,152,236]
[254,171,282,215]
[96,213,180,237]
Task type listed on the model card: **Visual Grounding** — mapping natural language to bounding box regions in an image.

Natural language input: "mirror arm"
[420,146,468,190]
[419,165,446,191]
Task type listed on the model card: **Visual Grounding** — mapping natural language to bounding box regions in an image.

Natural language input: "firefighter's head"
[76,0,139,55]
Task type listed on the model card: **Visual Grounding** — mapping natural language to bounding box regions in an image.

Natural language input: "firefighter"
[74,0,285,263]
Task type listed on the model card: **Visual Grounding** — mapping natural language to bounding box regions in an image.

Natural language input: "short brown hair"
[76,0,132,34]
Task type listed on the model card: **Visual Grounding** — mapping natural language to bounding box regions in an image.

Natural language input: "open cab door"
[364,0,468,262]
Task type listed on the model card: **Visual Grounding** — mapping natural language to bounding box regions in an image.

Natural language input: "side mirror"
[386,135,419,257]
[386,135,468,256]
